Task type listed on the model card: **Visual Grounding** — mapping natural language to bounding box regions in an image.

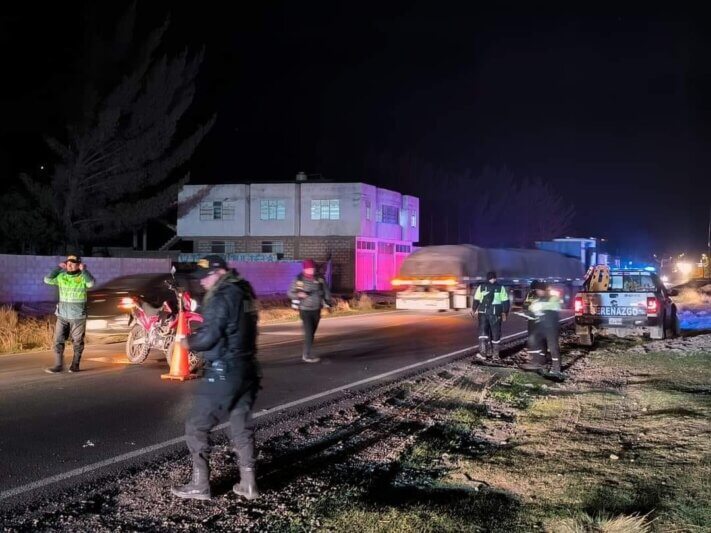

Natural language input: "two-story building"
[176,180,419,292]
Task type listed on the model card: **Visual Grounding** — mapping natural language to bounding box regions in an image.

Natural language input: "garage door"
[356,240,376,291]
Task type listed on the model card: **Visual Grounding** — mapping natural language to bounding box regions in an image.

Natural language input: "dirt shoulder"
[2,334,710,532]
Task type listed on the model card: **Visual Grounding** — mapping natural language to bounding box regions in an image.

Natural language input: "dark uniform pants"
[528,319,561,371]
[478,313,502,352]
[299,309,321,357]
[53,317,86,368]
[185,368,260,468]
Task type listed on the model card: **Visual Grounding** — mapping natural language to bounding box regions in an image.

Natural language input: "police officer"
[522,280,563,379]
[172,255,261,501]
[471,271,510,360]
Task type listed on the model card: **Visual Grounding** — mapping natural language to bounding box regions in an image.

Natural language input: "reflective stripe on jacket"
[472,282,510,315]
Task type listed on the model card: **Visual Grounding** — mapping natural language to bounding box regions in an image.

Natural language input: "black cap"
[486,271,497,281]
[66,254,81,264]
[193,254,228,279]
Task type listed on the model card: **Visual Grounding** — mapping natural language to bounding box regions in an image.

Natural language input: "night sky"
[2,2,710,256]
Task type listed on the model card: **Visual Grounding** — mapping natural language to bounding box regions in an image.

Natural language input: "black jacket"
[187,271,258,370]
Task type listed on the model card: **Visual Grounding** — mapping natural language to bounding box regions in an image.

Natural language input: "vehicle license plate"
[609,317,623,325]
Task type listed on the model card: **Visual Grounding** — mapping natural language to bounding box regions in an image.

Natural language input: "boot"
[518,350,547,371]
[233,467,259,500]
[492,342,501,360]
[171,454,211,501]
[542,355,566,382]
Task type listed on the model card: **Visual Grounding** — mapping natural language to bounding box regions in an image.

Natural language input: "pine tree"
[22,3,215,248]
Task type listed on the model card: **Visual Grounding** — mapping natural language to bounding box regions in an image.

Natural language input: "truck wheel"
[577,327,595,347]
[665,310,681,338]
[650,315,666,340]
[125,324,150,364]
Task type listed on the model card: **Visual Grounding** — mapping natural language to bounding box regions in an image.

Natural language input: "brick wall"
[229,261,303,295]
[0,254,172,303]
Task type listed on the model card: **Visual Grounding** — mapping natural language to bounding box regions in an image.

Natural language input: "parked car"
[86,273,202,337]
[574,266,680,346]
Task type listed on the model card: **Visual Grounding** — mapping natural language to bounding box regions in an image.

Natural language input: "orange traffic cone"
[161,310,198,381]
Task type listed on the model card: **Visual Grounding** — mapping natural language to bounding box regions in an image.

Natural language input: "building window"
[357,240,376,250]
[311,199,340,220]
[210,241,235,254]
[260,199,286,220]
[381,205,399,224]
[410,214,417,228]
[396,244,411,253]
[261,240,284,258]
[365,200,371,220]
[200,201,235,221]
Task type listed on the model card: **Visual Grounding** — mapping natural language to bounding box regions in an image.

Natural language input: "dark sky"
[2,2,710,256]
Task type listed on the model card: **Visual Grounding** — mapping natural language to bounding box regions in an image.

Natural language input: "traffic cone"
[161,310,198,381]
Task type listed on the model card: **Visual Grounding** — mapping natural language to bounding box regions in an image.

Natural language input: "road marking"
[0,317,572,503]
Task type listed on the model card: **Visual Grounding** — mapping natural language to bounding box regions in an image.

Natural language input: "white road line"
[0,317,572,502]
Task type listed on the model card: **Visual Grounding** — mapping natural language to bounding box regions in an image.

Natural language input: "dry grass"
[257,294,382,323]
[552,513,653,533]
[0,306,54,353]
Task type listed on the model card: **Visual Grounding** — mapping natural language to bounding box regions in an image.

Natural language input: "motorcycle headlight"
[190,298,198,312]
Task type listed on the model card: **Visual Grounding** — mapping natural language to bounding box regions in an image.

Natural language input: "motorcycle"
[124,276,204,371]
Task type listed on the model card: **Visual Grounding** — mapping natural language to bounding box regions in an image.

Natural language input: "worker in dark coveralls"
[471,271,510,360]
[172,255,261,501]
[520,280,564,380]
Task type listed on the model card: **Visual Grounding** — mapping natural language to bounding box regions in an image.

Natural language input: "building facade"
[177,182,419,292]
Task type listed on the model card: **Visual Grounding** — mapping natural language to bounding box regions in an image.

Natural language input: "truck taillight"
[646,297,658,315]
[574,296,583,315]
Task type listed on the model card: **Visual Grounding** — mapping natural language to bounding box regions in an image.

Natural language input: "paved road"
[0,309,570,503]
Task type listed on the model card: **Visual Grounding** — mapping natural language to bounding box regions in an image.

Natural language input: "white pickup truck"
[574,266,680,346]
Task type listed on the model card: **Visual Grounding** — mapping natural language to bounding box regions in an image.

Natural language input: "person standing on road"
[172,255,261,501]
[520,280,563,379]
[471,271,510,361]
[287,259,333,363]
[44,254,95,373]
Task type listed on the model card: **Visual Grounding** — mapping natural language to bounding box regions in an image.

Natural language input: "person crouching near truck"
[288,259,333,363]
[520,280,564,380]
[471,271,510,361]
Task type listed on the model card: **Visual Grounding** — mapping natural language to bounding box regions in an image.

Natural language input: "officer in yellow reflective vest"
[471,271,510,360]
[523,280,563,379]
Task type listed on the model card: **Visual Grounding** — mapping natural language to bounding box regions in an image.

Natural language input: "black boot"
[542,356,565,382]
[475,338,488,361]
[233,467,259,500]
[171,454,211,501]
[492,342,501,360]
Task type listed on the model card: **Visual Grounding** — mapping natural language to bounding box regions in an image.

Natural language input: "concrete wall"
[375,187,404,241]
[249,183,298,237]
[177,184,248,237]
[0,255,172,303]
[402,194,420,243]
[229,261,303,295]
[299,182,362,237]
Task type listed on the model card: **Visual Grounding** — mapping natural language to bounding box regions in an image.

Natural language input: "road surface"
[0,309,570,506]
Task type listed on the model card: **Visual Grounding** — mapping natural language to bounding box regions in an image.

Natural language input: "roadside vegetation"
[0,306,54,354]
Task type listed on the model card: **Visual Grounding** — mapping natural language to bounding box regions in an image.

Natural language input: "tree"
[22,3,215,249]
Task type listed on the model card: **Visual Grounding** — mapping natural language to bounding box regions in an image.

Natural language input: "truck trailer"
[393,244,585,311]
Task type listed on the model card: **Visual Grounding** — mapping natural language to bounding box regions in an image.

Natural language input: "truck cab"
[574,266,680,346]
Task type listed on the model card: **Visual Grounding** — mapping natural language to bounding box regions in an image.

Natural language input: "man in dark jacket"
[520,280,564,380]
[471,271,510,360]
[287,259,333,363]
[171,255,261,501]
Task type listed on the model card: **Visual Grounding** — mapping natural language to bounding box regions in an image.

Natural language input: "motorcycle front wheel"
[165,340,204,373]
[126,324,151,364]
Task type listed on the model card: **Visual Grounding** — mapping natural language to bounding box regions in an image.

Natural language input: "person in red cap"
[287,259,333,363]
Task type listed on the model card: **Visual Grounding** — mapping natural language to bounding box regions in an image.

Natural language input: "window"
[261,241,284,258]
[589,273,657,292]
[410,214,417,228]
[357,240,376,250]
[311,199,340,220]
[381,205,399,224]
[210,241,235,254]
[200,201,235,221]
[260,199,286,220]
[396,244,411,253]
[365,200,371,220]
